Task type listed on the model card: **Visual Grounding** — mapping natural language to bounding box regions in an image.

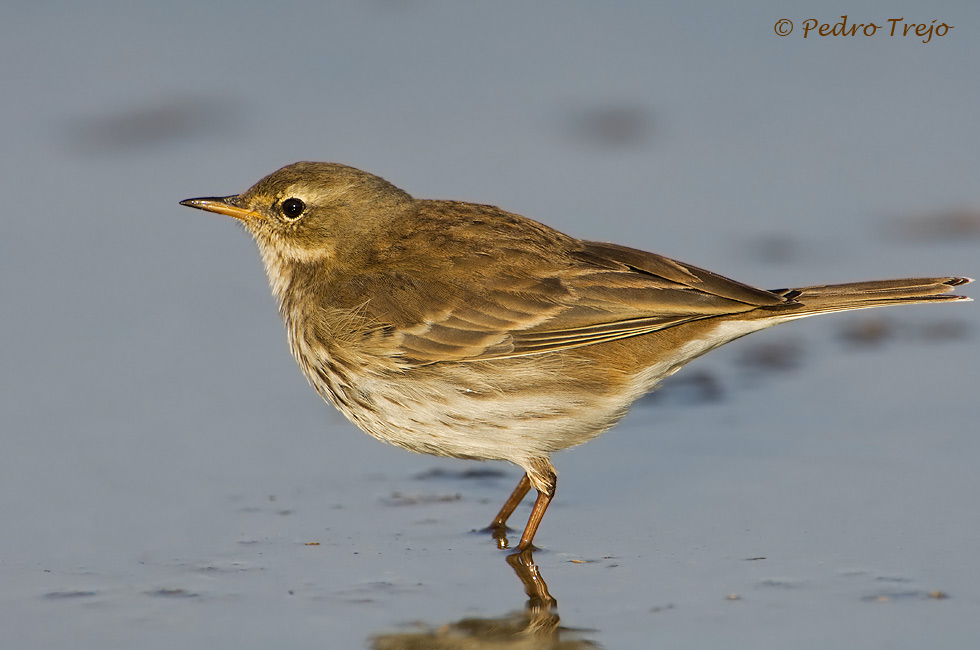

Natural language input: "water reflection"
[370,549,600,649]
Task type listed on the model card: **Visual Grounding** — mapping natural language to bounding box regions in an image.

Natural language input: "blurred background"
[1,1,977,648]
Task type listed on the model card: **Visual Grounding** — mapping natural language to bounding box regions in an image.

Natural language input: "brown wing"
[337,204,791,364]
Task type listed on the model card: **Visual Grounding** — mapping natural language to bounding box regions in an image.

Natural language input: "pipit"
[181,162,971,552]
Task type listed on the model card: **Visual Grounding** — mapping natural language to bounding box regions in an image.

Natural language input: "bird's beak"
[179,195,260,222]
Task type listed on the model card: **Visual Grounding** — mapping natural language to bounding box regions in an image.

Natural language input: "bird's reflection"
[505,548,557,613]
[370,548,600,649]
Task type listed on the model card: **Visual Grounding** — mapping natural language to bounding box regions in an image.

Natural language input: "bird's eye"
[281,198,306,219]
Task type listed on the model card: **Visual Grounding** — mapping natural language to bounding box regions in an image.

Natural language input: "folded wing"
[348,237,792,364]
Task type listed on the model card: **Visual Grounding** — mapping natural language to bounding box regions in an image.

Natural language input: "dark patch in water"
[43,590,98,600]
[144,588,199,598]
[383,492,462,506]
[414,467,508,480]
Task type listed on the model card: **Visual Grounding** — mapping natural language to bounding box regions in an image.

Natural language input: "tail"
[768,277,972,317]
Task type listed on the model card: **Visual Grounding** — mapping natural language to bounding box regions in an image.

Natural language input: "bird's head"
[181,161,414,268]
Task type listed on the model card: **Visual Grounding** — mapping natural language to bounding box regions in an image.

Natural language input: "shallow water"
[2,2,979,648]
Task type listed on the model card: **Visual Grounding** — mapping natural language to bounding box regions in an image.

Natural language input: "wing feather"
[335,204,790,364]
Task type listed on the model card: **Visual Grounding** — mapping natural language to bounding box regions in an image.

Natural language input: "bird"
[180,161,971,552]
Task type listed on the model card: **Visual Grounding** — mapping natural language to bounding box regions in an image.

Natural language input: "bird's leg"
[491,474,533,529]
[488,461,556,551]
[513,462,557,552]
[515,488,554,552]
[487,475,532,547]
